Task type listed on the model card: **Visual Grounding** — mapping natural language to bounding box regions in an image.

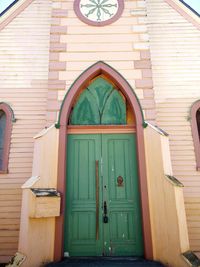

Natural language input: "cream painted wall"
[58,0,142,99]
[0,0,51,262]
[1,0,199,262]
[144,125,189,267]
[18,126,59,267]
[147,0,200,251]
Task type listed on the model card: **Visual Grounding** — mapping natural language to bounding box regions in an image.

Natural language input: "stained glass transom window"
[70,77,126,125]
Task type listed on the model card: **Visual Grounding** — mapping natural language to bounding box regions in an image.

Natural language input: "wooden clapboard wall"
[0,0,51,263]
[0,0,156,262]
[147,0,200,252]
[0,0,200,262]
[46,0,156,125]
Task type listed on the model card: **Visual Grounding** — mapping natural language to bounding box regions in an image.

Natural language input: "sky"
[0,0,18,14]
[0,0,199,15]
[183,0,200,14]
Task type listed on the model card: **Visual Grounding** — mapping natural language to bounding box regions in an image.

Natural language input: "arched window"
[0,103,15,173]
[197,109,200,139]
[69,76,127,125]
[191,100,200,171]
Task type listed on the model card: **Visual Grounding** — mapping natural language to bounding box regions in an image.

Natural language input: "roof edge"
[165,0,200,31]
[1,0,199,32]
[179,0,200,18]
[0,0,34,31]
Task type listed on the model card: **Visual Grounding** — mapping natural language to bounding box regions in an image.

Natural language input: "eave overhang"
[0,0,34,31]
[0,0,199,33]
[165,0,200,31]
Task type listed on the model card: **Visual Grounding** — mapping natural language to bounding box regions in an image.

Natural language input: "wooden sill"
[67,125,136,134]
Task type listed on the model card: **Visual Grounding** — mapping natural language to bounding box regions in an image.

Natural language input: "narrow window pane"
[0,111,6,169]
[197,109,200,140]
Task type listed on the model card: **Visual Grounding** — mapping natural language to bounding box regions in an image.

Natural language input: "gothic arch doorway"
[54,61,152,260]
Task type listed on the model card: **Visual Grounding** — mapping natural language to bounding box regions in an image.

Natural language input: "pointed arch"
[191,100,200,170]
[57,61,145,128]
[54,61,152,260]
[70,76,127,125]
[0,102,15,173]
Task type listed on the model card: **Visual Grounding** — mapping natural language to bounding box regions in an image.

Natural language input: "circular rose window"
[74,0,124,26]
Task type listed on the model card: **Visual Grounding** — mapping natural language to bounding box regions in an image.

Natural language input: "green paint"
[88,77,113,114]
[65,135,102,256]
[71,90,100,125]
[101,90,126,125]
[64,134,143,257]
[70,77,126,125]
[56,61,145,128]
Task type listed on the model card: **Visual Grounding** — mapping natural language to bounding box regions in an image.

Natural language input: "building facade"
[0,0,199,266]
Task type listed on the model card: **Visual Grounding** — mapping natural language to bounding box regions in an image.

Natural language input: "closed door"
[64,133,143,257]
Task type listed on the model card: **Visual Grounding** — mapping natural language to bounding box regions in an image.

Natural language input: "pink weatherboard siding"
[165,0,200,31]
[0,0,51,262]
[1,0,200,263]
[0,0,34,31]
[147,0,200,252]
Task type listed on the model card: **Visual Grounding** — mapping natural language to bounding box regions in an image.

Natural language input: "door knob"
[117,176,124,186]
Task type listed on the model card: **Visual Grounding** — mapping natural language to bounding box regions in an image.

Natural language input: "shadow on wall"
[44,257,165,267]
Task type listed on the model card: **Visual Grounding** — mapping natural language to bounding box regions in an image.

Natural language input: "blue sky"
[0,0,17,14]
[183,0,200,14]
[0,0,199,15]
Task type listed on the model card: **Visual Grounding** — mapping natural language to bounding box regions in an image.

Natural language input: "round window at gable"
[74,0,124,26]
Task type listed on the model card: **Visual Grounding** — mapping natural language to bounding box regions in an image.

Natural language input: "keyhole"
[117,176,123,187]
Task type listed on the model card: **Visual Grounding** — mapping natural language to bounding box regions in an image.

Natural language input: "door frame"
[54,61,153,260]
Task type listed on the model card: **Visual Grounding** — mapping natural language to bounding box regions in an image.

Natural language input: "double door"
[64,133,143,256]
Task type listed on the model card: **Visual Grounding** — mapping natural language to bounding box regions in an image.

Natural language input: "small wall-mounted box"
[29,188,61,218]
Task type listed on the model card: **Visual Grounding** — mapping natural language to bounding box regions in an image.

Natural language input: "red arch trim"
[57,61,146,128]
[0,103,15,173]
[191,100,200,171]
[54,61,153,260]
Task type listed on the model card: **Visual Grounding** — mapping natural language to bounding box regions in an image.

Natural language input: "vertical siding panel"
[0,0,51,262]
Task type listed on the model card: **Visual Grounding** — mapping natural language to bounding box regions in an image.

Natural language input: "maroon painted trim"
[191,100,200,171]
[54,62,153,260]
[0,103,14,173]
[73,0,124,27]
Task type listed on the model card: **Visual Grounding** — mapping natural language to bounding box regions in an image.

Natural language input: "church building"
[0,0,200,266]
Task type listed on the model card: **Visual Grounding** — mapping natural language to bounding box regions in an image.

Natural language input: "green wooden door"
[64,134,143,257]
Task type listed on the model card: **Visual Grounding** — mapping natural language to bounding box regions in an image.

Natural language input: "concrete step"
[45,257,165,267]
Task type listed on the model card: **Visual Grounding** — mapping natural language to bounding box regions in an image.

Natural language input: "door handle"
[104,201,107,215]
[103,201,108,223]
[95,160,99,240]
